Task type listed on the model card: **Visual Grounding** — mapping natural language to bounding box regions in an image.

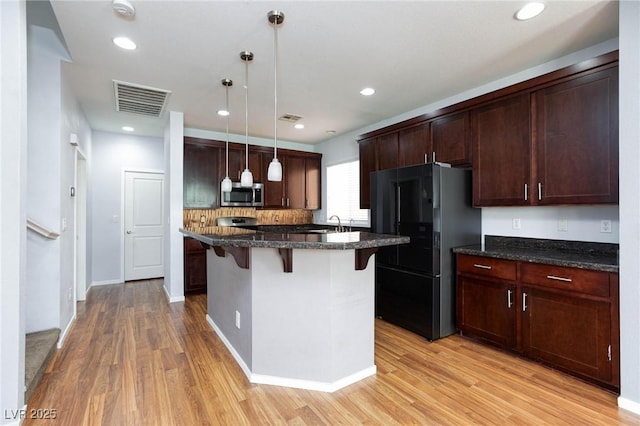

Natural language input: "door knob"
[126,230,133,234]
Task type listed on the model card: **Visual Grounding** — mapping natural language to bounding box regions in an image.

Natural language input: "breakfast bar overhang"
[181,228,409,392]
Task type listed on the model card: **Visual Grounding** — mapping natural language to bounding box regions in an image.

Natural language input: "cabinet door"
[184,238,207,294]
[398,122,429,167]
[535,67,618,204]
[431,111,471,166]
[359,137,377,209]
[285,156,306,209]
[305,157,321,210]
[184,143,220,208]
[521,287,612,384]
[377,133,399,170]
[457,275,516,348]
[227,148,262,182]
[227,148,244,181]
[472,94,531,207]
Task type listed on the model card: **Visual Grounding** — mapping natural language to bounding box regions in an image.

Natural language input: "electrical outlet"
[512,218,521,230]
[600,220,612,233]
[235,310,241,329]
[558,218,568,232]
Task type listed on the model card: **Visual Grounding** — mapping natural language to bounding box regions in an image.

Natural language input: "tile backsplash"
[183,208,313,231]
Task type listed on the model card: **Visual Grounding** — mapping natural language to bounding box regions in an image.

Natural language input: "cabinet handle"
[538,182,542,201]
[424,153,428,164]
[281,197,285,207]
[546,275,572,283]
[287,198,290,207]
[473,264,492,270]
[524,183,528,201]
[507,289,513,308]
[522,292,528,312]
[432,151,436,163]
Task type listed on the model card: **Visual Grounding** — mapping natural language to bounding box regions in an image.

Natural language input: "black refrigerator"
[371,163,481,341]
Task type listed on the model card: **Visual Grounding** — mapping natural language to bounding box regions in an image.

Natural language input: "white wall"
[184,127,316,154]
[90,131,164,285]
[26,24,64,333]
[0,0,28,419]
[618,0,640,414]
[164,112,185,302]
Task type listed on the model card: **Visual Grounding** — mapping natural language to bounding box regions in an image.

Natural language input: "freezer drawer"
[375,265,440,340]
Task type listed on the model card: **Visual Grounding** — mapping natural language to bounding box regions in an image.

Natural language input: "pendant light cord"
[244,57,250,170]
[273,19,278,160]
[225,84,230,178]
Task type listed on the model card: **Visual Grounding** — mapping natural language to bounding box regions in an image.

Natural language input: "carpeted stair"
[25,328,60,403]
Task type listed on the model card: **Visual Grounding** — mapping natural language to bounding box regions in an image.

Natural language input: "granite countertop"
[452,236,619,273]
[180,228,409,250]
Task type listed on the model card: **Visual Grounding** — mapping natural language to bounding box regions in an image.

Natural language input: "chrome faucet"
[329,215,343,232]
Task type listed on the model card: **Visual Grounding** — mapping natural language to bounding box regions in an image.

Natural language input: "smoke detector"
[113,0,135,17]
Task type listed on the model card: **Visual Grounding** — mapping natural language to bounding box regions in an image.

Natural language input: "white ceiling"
[49,0,618,145]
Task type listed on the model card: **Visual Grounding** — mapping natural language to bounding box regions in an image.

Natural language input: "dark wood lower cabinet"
[521,287,612,384]
[457,276,516,349]
[456,254,619,391]
[184,238,207,295]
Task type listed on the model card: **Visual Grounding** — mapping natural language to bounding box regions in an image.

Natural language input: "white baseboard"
[251,365,377,393]
[89,279,122,287]
[204,314,376,393]
[205,315,252,380]
[618,396,640,415]
[163,284,185,303]
[57,313,76,349]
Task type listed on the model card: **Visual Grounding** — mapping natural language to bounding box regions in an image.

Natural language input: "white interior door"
[124,171,165,281]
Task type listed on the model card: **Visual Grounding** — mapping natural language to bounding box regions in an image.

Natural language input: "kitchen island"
[180,227,409,392]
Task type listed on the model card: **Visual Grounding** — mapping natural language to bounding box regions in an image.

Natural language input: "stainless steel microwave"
[221,182,263,207]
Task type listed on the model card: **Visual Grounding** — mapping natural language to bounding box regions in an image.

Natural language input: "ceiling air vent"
[279,113,303,123]
[113,80,171,117]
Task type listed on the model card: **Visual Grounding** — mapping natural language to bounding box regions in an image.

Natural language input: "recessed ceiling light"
[122,126,134,132]
[113,36,137,50]
[360,88,375,96]
[294,123,305,129]
[217,109,230,117]
[515,2,545,20]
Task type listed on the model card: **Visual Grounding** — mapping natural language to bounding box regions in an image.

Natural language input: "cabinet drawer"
[457,255,517,281]
[520,263,610,297]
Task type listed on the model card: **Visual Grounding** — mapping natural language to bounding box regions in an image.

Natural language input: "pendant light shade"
[220,78,233,193]
[267,10,285,182]
[240,51,254,187]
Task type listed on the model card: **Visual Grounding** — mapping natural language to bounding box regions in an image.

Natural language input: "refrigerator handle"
[396,184,401,224]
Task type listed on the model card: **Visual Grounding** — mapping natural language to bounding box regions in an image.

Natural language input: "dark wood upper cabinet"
[398,122,429,167]
[359,52,618,209]
[430,111,471,166]
[184,143,220,208]
[377,133,399,171]
[185,137,321,210]
[472,94,532,207]
[534,67,619,204]
[305,156,321,210]
[225,146,262,182]
[359,137,377,209]
[285,155,306,209]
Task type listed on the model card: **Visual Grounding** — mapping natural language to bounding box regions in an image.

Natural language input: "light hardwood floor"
[26,279,640,425]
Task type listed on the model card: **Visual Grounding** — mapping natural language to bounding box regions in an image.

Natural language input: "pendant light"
[267,10,284,182]
[240,51,254,187]
[220,78,233,193]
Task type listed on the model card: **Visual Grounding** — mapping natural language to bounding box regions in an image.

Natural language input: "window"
[326,160,369,226]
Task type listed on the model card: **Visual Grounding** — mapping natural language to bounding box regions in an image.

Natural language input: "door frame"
[74,149,88,303]
[120,168,165,282]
